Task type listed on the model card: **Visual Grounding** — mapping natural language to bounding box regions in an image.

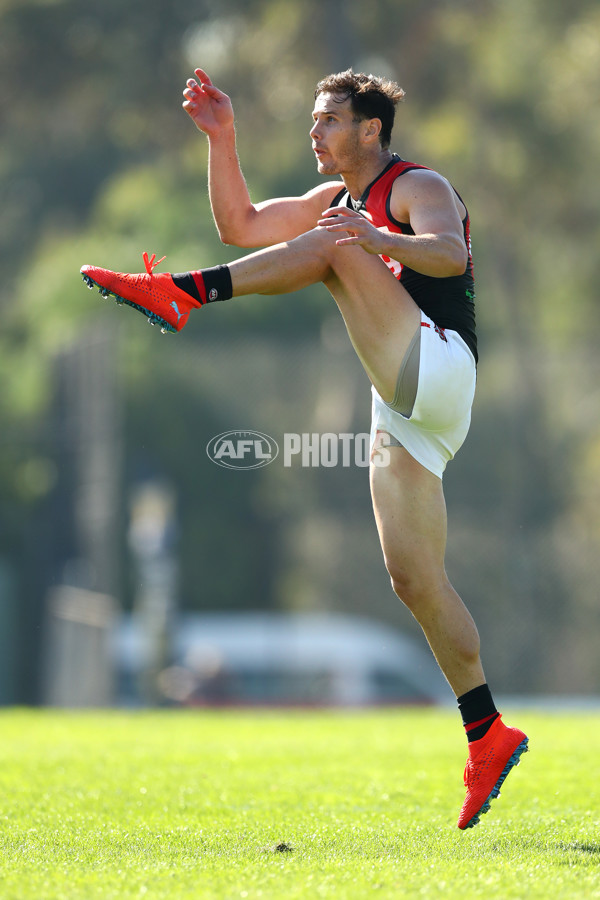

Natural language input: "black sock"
[457,683,500,742]
[172,265,232,305]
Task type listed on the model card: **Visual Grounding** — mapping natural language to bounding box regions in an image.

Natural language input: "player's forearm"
[207,128,256,246]
[381,230,468,278]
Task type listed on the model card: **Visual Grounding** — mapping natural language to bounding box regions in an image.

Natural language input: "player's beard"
[317,128,363,177]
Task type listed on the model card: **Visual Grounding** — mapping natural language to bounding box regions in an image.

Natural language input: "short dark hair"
[314,69,405,149]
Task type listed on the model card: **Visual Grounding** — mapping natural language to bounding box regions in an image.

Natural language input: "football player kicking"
[81,67,527,829]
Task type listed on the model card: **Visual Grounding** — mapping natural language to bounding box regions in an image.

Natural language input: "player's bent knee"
[314,225,344,254]
[288,226,338,269]
[297,226,373,279]
[387,562,446,614]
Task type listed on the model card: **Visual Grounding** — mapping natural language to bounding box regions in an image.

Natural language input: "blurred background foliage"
[1,0,599,701]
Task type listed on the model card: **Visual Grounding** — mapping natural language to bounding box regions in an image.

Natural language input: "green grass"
[0,709,598,899]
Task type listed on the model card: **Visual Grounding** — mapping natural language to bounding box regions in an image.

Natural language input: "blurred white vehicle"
[113,611,452,707]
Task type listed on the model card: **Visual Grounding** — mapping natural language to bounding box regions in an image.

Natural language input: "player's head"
[314,70,405,149]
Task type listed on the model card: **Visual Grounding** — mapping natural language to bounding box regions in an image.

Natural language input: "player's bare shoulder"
[390,168,465,222]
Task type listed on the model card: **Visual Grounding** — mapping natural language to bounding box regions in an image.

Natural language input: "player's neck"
[341,149,394,200]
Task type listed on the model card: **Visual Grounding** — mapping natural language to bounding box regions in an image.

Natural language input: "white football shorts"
[370,311,477,479]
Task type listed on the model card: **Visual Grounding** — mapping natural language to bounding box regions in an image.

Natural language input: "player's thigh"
[370,442,448,592]
[323,249,421,400]
[324,243,420,332]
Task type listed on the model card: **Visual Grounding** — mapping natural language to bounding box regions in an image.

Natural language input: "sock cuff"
[199,265,232,303]
[457,683,497,729]
[172,265,232,306]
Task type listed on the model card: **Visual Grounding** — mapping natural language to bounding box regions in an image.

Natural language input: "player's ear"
[364,117,382,144]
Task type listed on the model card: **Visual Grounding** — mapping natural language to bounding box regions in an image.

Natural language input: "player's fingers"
[319,220,353,229]
[200,82,225,99]
[194,68,212,85]
[318,217,348,226]
[318,217,363,230]
[321,206,359,218]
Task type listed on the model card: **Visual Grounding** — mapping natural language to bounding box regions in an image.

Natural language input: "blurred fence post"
[38,323,122,706]
[43,585,115,707]
[0,560,19,705]
[54,324,122,600]
[128,481,178,705]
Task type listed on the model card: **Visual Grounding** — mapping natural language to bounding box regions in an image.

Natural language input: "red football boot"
[458,715,528,830]
[80,252,203,333]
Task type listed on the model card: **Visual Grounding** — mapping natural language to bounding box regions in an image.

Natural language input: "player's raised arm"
[182,68,340,248]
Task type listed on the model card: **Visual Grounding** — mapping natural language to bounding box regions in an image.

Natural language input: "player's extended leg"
[226,227,421,403]
[81,227,420,403]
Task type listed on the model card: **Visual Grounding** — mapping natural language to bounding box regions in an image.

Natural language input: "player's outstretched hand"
[182,68,234,137]
[318,207,387,254]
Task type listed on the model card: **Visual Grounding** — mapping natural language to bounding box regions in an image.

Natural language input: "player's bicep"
[240,183,342,247]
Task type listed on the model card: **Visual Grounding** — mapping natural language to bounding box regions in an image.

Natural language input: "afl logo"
[206,430,279,470]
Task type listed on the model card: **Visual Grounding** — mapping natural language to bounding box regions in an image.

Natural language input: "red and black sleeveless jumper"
[331,154,477,362]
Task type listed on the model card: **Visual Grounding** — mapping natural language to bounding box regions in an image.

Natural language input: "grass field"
[0,708,598,899]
